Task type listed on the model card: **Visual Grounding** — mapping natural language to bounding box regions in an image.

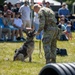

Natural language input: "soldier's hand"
[34,31,40,35]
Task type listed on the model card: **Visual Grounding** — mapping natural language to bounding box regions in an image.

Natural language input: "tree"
[0,0,5,5]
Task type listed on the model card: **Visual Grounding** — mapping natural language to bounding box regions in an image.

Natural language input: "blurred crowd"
[0,0,75,42]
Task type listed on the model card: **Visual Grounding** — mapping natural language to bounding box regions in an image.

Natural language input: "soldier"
[33,4,58,64]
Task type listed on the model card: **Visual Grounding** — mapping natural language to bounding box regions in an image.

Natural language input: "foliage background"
[0,0,5,5]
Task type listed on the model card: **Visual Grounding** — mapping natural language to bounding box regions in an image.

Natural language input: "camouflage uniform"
[38,7,58,64]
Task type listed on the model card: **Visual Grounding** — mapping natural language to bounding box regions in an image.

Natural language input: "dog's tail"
[13,52,19,61]
[13,55,17,61]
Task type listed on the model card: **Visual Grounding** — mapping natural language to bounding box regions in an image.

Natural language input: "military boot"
[50,58,56,63]
[46,59,50,64]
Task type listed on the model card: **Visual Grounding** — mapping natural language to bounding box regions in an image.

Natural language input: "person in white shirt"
[13,12,25,41]
[33,12,39,31]
[19,1,31,29]
[33,12,43,40]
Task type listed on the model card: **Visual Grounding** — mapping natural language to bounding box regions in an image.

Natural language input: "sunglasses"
[63,5,66,6]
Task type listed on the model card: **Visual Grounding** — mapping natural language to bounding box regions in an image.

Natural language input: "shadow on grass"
[0,41,25,43]
[3,58,42,64]
[0,40,41,43]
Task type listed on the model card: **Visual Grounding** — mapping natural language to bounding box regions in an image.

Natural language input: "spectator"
[13,12,25,41]
[7,2,13,10]
[3,4,13,17]
[58,19,68,41]
[19,1,31,29]
[0,10,11,41]
[3,4,9,13]
[59,15,68,23]
[3,4,14,18]
[33,12,43,40]
[15,1,21,12]
[58,2,70,20]
[33,12,40,31]
[4,10,18,41]
[58,19,66,31]
[11,1,21,18]
[0,5,3,11]
[66,21,72,40]
[42,0,46,7]
[3,1,8,5]
[71,20,75,31]
[11,4,17,18]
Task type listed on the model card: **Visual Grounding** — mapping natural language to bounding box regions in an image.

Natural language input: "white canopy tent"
[6,0,61,5]
[45,0,61,5]
[6,0,19,4]
[20,0,61,5]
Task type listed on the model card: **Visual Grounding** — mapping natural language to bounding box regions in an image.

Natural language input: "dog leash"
[38,40,43,58]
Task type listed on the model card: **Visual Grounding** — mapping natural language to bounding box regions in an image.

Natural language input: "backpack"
[60,34,68,41]
[56,48,68,56]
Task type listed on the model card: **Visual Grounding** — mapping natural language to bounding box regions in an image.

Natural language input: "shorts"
[4,25,18,31]
[22,20,31,28]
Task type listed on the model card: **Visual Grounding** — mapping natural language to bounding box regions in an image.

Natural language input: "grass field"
[0,32,75,75]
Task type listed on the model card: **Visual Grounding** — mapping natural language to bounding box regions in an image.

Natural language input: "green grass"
[0,32,75,75]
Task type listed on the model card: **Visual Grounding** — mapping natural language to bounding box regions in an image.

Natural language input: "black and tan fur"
[13,30,35,62]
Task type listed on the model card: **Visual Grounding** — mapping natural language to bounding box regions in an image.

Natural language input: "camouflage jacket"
[38,7,57,33]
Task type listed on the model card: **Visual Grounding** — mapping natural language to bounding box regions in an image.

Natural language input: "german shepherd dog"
[13,30,35,62]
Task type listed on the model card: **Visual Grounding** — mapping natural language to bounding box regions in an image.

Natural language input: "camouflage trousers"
[42,27,58,64]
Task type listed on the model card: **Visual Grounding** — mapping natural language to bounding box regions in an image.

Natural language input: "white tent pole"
[31,0,34,5]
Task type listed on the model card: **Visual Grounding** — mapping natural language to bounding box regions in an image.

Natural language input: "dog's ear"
[15,49,18,53]
[32,30,36,36]
[32,30,35,34]
[23,29,28,34]
[30,30,35,35]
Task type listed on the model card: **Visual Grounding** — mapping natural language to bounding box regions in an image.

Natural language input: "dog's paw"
[4,58,9,61]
